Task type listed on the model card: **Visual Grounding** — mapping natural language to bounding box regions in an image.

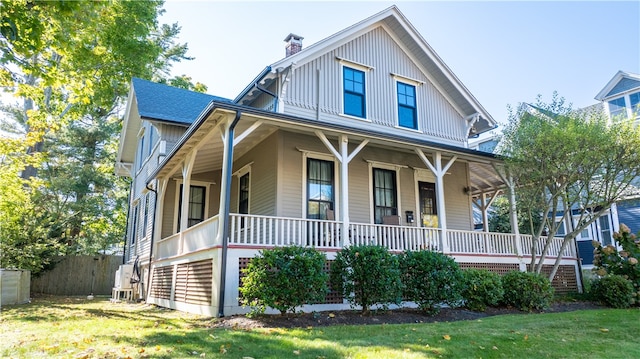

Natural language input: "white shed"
[1,269,30,306]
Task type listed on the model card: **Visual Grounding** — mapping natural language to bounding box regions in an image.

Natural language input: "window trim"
[173,180,212,233]
[142,193,151,241]
[395,80,419,130]
[606,91,640,122]
[234,165,251,214]
[368,161,403,224]
[300,150,339,220]
[371,167,399,224]
[338,58,373,121]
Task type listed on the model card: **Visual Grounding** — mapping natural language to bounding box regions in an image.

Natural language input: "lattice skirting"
[459,263,579,294]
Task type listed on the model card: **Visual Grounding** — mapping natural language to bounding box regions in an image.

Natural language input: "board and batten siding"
[282,26,467,145]
[277,131,473,230]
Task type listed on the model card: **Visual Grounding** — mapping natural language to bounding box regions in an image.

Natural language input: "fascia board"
[116,83,139,164]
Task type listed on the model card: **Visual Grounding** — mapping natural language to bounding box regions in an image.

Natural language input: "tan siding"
[233,133,278,216]
[283,26,467,144]
[443,161,473,230]
[347,154,371,223]
[276,137,472,229]
[280,131,337,218]
[191,170,222,218]
[161,180,176,239]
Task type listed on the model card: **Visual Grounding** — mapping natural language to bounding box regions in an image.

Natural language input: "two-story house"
[592,70,640,251]
[116,6,580,316]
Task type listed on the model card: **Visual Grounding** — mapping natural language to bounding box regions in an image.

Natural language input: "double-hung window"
[397,82,417,129]
[178,185,206,229]
[373,168,397,224]
[343,67,366,118]
[238,172,250,228]
[307,158,334,220]
[608,97,627,121]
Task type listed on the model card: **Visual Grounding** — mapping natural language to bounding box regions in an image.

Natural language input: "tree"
[499,93,640,281]
[0,1,201,270]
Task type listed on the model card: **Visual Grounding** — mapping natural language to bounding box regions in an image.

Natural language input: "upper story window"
[397,82,417,129]
[608,97,627,120]
[630,92,640,114]
[136,133,145,172]
[343,66,366,118]
[147,125,157,157]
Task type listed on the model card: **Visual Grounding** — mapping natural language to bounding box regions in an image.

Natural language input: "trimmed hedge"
[400,250,464,314]
[590,274,634,308]
[330,245,402,313]
[462,268,504,312]
[239,246,328,315]
[502,271,554,311]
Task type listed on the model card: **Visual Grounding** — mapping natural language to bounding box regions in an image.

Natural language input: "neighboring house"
[594,70,640,239]
[115,6,580,316]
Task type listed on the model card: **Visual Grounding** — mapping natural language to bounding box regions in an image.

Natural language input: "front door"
[418,181,437,227]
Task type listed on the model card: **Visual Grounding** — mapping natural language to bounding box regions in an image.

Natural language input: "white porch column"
[315,131,368,247]
[152,178,169,255]
[339,135,350,246]
[180,151,197,232]
[415,150,457,253]
[216,122,232,244]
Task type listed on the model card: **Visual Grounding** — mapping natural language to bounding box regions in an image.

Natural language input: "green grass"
[1,296,639,358]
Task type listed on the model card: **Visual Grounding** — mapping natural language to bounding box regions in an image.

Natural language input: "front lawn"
[1,296,638,358]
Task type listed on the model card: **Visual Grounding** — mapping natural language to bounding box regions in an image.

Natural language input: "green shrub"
[239,246,328,315]
[592,223,640,306]
[399,250,464,314]
[590,274,634,308]
[330,245,401,314]
[502,271,554,311]
[462,269,504,312]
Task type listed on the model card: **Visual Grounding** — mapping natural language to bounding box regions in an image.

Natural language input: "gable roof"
[595,70,640,101]
[116,79,231,174]
[236,5,496,133]
[132,77,231,124]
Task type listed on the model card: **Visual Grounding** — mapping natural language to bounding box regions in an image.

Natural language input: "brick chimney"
[284,33,303,57]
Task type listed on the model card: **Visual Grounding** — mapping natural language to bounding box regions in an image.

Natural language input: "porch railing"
[154,213,576,259]
[349,222,440,251]
[229,213,341,248]
[447,230,516,255]
[521,234,574,258]
[155,215,220,259]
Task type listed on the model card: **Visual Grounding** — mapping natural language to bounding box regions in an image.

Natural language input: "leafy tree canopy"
[0,0,205,273]
[500,92,640,279]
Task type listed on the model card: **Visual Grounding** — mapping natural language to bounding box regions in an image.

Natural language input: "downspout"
[145,182,158,300]
[255,84,278,112]
[122,179,133,265]
[218,111,242,317]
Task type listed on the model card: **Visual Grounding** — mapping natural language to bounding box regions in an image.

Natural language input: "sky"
[159,0,640,127]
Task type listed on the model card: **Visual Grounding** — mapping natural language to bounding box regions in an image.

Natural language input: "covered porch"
[144,105,580,316]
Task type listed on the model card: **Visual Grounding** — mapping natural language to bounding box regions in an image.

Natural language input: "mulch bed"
[210,301,605,330]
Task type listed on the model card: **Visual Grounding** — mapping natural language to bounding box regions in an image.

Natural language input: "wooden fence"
[31,255,123,296]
